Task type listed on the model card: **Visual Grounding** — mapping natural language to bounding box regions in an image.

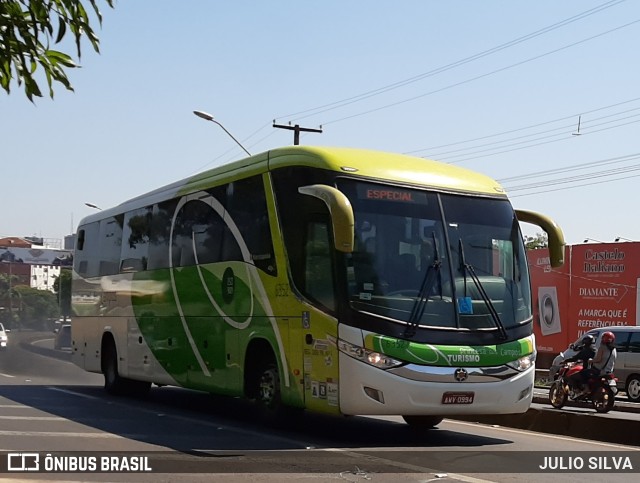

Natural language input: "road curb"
[19,335,72,362]
[453,405,640,446]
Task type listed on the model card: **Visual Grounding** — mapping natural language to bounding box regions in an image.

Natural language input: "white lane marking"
[321,447,494,483]
[0,372,15,378]
[447,419,640,450]
[49,386,308,448]
[0,430,124,438]
[0,416,64,421]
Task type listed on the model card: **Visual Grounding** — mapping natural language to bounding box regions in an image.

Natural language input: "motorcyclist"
[592,331,617,376]
[563,334,596,394]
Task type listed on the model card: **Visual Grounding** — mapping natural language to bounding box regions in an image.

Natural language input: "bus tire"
[102,338,151,397]
[257,363,283,414]
[402,415,443,428]
[102,339,126,396]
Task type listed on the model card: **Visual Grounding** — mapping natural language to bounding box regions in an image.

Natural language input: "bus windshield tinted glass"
[339,180,532,330]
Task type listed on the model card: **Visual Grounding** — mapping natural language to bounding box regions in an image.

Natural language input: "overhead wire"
[499,152,640,182]
[508,171,640,198]
[274,0,625,123]
[316,18,640,127]
[406,97,640,156]
[439,116,640,164]
[498,153,640,197]
[432,110,640,163]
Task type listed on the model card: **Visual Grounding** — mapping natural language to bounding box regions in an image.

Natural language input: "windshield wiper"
[404,234,442,338]
[458,239,508,340]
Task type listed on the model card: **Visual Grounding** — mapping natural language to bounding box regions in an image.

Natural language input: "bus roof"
[268,146,504,195]
[78,146,506,226]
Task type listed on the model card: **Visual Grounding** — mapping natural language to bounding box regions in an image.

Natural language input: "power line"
[317,18,640,127]
[505,161,640,191]
[274,0,625,123]
[499,152,640,183]
[497,152,640,197]
[439,116,640,164]
[509,171,640,198]
[429,108,640,160]
[405,97,640,156]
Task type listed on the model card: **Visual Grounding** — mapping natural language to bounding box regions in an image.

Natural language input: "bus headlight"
[337,339,403,369]
[506,352,536,372]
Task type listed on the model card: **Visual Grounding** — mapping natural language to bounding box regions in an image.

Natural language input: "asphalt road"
[0,331,639,482]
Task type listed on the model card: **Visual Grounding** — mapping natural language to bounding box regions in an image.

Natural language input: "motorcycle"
[548,361,617,413]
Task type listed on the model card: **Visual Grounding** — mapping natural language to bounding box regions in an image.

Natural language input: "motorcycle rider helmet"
[581,334,595,346]
[601,331,615,345]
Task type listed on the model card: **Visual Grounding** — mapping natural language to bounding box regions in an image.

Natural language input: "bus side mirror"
[515,209,566,267]
[298,184,354,253]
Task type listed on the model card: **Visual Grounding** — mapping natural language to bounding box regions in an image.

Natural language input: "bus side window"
[121,208,151,272]
[304,221,336,312]
[225,175,276,275]
[77,230,85,250]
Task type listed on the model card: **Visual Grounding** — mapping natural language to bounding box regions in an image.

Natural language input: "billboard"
[0,247,72,266]
[528,246,571,354]
[529,242,640,356]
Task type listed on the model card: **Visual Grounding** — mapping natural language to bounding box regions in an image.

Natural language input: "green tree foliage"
[524,232,548,250]
[15,285,58,330]
[0,0,114,101]
[1,273,60,329]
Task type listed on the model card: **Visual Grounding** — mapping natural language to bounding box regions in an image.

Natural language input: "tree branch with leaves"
[0,0,114,101]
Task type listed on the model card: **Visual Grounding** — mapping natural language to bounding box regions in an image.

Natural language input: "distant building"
[0,236,73,292]
[64,234,76,251]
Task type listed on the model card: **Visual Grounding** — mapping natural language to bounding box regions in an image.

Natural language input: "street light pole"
[193,110,251,156]
[85,202,101,210]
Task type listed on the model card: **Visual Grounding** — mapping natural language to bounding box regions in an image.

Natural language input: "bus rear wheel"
[102,340,150,397]
[402,415,443,428]
[103,341,126,395]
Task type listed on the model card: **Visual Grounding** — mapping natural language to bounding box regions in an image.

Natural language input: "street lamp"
[85,202,101,210]
[193,110,251,156]
[583,238,604,243]
[615,236,634,242]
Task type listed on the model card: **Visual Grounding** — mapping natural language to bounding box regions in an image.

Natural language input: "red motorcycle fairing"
[564,363,584,378]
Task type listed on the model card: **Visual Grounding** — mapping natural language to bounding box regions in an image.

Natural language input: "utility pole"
[273,122,323,145]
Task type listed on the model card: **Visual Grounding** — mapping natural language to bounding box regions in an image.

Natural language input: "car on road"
[54,323,72,351]
[0,323,8,350]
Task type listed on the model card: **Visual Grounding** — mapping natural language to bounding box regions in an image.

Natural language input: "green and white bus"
[71,146,564,427]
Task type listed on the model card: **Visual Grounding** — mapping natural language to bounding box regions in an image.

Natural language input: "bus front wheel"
[258,363,282,411]
[402,415,444,428]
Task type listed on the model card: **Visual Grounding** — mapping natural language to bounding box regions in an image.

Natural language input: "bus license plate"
[442,392,474,405]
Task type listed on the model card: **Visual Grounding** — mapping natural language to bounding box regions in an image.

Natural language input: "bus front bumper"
[338,352,534,416]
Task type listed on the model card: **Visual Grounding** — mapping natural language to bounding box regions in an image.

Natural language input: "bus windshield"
[338,180,531,331]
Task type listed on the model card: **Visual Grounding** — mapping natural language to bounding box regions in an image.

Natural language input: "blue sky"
[1,0,639,246]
